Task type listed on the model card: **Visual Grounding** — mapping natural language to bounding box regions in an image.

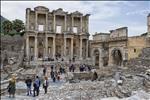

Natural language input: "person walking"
[25,77,32,96]
[50,70,55,82]
[43,76,49,94]
[7,76,16,98]
[43,66,47,76]
[33,76,41,97]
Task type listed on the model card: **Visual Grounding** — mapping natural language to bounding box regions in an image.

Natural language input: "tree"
[12,19,25,33]
[2,20,13,35]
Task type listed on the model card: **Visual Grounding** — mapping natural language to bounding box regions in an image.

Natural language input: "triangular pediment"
[72,11,83,16]
[53,8,68,15]
[34,6,49,12]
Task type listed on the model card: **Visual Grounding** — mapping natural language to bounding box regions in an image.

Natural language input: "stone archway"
[111,48,122,66]
[93,49,100,67]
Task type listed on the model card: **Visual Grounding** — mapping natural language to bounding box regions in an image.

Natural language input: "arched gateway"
[93,49,100,67]
[111,48,122,66]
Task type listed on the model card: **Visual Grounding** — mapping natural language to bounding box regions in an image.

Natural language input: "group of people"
[6,63,92,98]
[69,63,92,72]
[50,65,65,82]
[25,75,49,97]
[79,64,91,72]
[69,64,76,72]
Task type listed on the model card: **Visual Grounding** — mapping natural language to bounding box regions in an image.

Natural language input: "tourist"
[7,76,16,98]
[25,77,32,96]
[69,64,72,72]
[51,70,57,82]
[80,64,84,72]
[33,76,41,97]
[54,71,58,82]
[43,66,47,76]
[43,76,49,94]
[72,64,75,72]
[57,72,61,81]
[92,71,98,81]
[87,65,91,72]
[61,58,64,61]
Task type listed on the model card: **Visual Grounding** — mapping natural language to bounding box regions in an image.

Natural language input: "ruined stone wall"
[93,33,110,41]
[127,36,147,60]
[1,35,24,67]
[110,27,128,38]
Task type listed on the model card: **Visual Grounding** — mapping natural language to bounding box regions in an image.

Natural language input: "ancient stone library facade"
[25,6,150,68]
[25,6,90,62]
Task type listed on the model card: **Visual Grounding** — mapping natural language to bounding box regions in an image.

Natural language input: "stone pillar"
[26,9,30,30]
[26,35,29,60]
[86,39,88,58]
[86,17,89,33]
[64,15,67,32]
[34,35,38,60]
[79,36,82,59]
[52,36,55,59]
[64,37,66,57]
[108,48,113,66]
[71,37,74,58]
[46,12,48,31]
[80,16,82,32]
[53,14,56,33]
[45,36,48,57]
[71,16,74,32]
[99,48,103,68]
[35,12,38,31]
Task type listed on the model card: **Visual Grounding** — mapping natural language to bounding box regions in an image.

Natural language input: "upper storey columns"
[53,14,67,33]
[35,11,48,32]
[26,8,30,31]
[53,14,56,33]
[71,15,83,33]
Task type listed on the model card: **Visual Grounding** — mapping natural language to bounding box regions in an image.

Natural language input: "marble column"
[45,36,48,57]
[79,36,82,59]
[64,15,67,32]
[35,12,38,31]
[64,37,66,57]
[99,49,103,68]
[80,16,82,32]
[87,18,89,33]
[34,35,38,60]
[53,14,56,33]
[53,36,56,58]
[46,13,48,31]
[26,35,29,60]
[71,37,74,58]
[26,9,30,30]
[86,39,88,58]
[71,16,74,32]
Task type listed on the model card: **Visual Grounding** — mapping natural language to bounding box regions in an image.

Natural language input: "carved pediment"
[71,11,83,16]
[53,8,68,15]
[34,6,49,12]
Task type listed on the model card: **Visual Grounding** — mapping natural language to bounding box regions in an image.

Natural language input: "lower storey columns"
[79,37,83,59]
[34,35,38,60]
[45,36,48,57]
[71,37,74,58]
[64,37,66,57]
[26,35,29,60]
[86,39,88,58]
[53,36,56,59]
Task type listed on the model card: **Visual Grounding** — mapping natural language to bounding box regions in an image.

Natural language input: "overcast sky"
[1,1,150,38]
